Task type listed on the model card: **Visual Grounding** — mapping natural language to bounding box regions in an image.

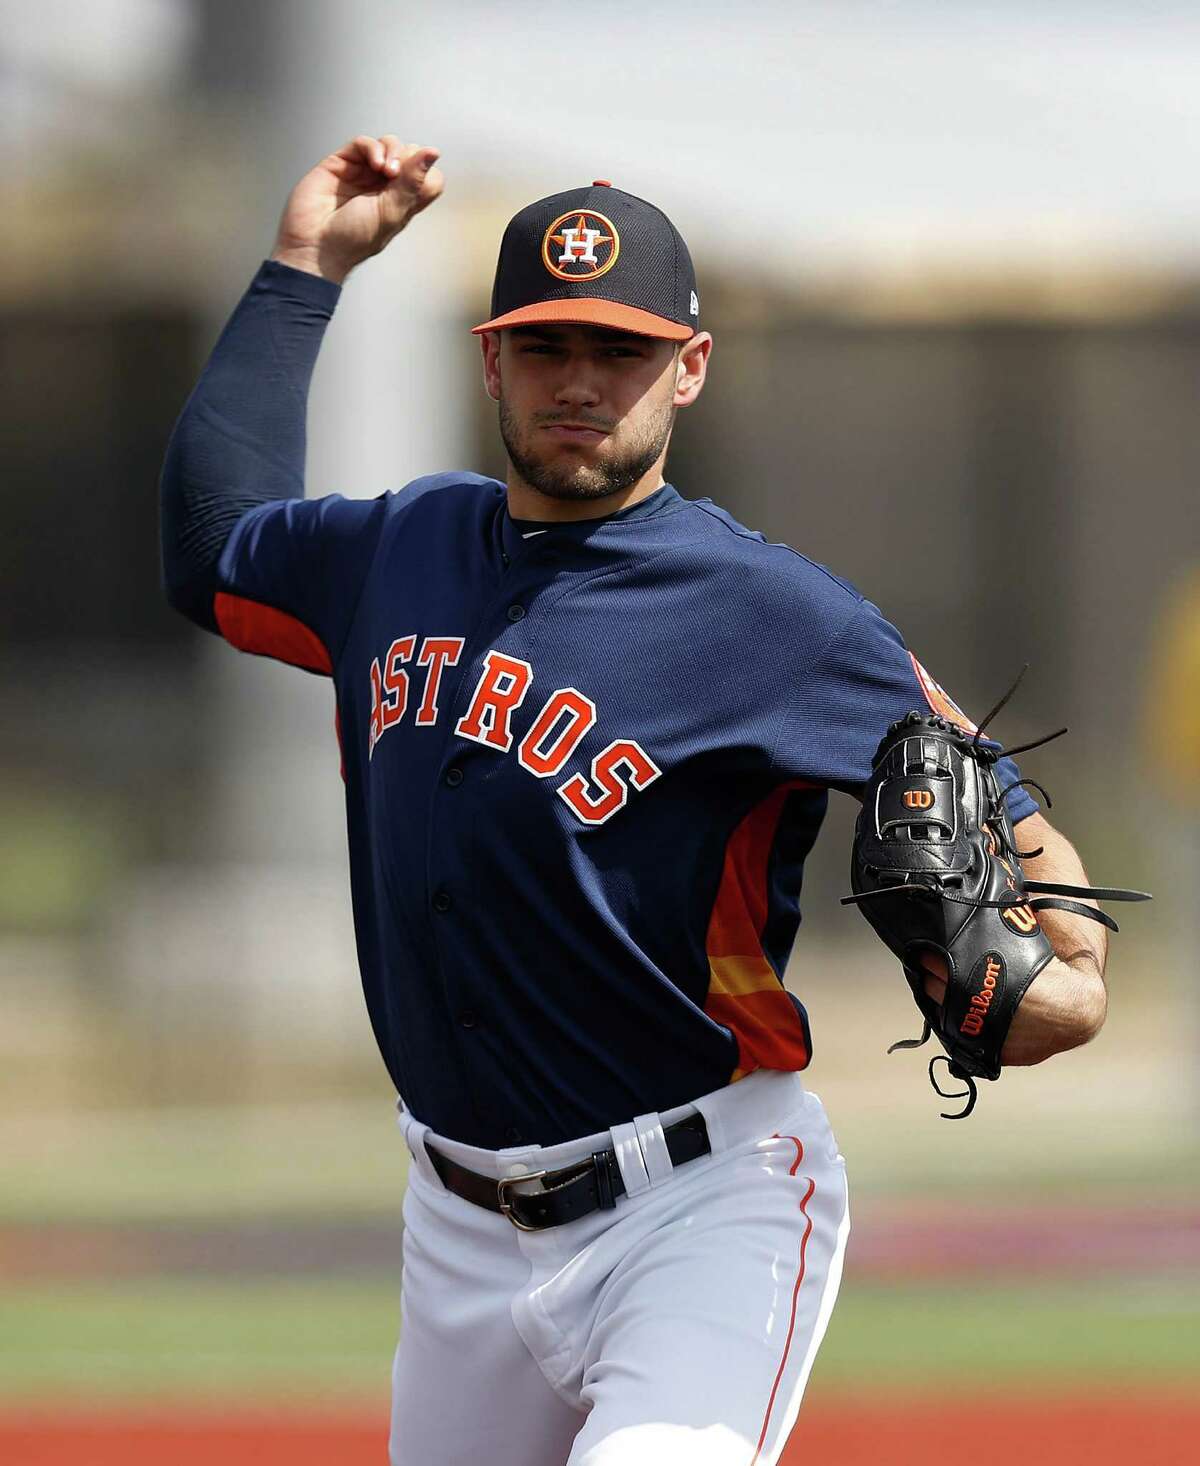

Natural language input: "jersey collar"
[498,482,683,563]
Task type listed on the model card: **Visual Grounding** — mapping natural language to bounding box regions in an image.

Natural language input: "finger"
[377,136,438,179]
[398,147,443,209]
[393,143,440,188]
[324,150,375,179]
[377,155,444,234]
[416,162,445,209]
[334,134,386,171]
[377,145,443,226]
[918,950,948,1005]
[378,133,406,176]
[412,164,445,213]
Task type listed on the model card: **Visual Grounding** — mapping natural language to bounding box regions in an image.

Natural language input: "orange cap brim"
[471,297,693,341]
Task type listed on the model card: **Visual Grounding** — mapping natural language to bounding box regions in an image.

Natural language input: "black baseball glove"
[844,674,1150,1117]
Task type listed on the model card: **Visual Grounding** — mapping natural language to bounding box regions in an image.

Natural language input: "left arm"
[919,808,1108,1066]
[998,809,1108,1065]
[768,594,1114,1067]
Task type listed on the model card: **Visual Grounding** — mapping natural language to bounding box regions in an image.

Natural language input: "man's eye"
[603,347,640,358]
[521,344,558,354]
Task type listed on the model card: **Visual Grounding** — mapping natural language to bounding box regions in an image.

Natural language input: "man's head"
[473,181,711,505]
[480,323,708,502]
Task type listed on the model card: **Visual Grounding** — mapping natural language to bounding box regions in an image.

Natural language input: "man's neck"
[505,465,667,523]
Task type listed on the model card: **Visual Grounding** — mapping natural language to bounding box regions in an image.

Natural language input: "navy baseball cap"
[472,180,700,342]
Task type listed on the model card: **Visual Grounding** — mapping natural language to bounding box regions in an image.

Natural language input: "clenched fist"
[270,135,444,284]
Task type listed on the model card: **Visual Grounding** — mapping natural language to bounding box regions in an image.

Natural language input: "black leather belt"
[424,1112,711,1231]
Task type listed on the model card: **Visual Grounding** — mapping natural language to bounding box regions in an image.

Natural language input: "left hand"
[920,952,1105,1065]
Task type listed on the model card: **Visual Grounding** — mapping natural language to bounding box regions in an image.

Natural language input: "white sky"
[5,0,1199,272]
[295,0,1200,274]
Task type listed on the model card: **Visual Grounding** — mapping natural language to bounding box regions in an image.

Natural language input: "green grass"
[1,1279,397,1404]
[812,1277,1200,1395]
[4,1276,1197,1407]
[0,1102,409,1223]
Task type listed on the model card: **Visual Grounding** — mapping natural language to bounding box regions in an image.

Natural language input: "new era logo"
[689,290,699,316]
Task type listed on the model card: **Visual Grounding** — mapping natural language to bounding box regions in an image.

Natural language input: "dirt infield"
[3,1397,1196,1466]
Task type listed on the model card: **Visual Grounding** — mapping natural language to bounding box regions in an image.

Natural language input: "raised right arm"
[159,136,443,633]
[159,260,340,630]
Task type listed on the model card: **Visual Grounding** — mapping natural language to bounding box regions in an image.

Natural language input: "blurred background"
[2,1,1197,1462]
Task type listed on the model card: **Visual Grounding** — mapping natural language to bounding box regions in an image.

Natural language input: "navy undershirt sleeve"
[159,260,343,632]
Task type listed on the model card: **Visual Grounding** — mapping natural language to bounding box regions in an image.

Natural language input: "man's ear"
[480,332,502,402]
[673,332,712,407]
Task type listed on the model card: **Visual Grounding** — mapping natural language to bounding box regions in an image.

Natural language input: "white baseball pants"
[390,1069,850,1466]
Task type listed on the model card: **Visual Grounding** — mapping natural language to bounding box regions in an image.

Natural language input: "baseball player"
[160,136,1121,1465]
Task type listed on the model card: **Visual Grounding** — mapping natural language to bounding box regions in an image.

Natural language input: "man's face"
[486,325,683,502]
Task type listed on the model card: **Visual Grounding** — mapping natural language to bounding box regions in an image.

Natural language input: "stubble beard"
[499,394,676,502]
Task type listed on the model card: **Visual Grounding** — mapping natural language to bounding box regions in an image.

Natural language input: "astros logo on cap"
[541,211,620,282]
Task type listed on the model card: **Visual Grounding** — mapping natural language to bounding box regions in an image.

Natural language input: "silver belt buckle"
[496,1170,549,1231]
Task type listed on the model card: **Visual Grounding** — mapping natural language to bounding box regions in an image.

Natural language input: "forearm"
[1000,810,1108,1066]
[159,260,341,629]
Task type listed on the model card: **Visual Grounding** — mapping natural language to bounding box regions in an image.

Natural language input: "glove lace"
[929,1057,978,1120]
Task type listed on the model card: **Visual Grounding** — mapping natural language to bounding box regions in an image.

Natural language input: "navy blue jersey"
[164,264,1037,1148]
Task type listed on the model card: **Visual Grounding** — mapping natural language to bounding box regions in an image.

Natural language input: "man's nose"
[553,361,602,407]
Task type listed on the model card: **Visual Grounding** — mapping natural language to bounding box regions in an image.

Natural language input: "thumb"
[410,148,444,210]
[379,146,443,232]
[413,146,439,177]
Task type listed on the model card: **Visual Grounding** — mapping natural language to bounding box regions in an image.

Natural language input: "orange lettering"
[518,688,597,778]
[415,637,464,726]
[380,636,416,731]
[368,658,384,757]
[455,651,534,751]
[1002,904,1040,934]
[558,739,662,825]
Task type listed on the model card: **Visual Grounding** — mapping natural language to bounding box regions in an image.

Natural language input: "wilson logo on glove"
[961,955,1003,1037]
[903,789,934,809]
[1000,903,1041,935]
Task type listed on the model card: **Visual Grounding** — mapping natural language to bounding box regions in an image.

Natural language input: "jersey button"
[444,766,464,787]
[432,889,452,913]
[501,551,510,566]
[458,1009,478,1029]
[506,604,525,622]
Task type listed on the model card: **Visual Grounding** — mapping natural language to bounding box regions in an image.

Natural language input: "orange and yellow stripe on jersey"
[703,780,817,1082]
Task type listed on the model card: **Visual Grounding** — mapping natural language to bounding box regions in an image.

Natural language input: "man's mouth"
[541,423,610,444]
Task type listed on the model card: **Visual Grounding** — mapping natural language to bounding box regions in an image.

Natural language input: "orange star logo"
[541,210,620,281]
[550,214,612,257]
